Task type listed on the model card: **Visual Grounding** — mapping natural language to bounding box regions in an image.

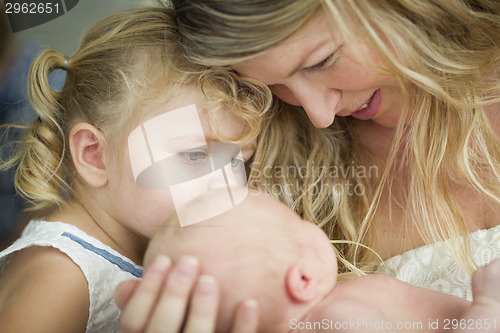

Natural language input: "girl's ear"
[285,260,319,303]
[69,123,108,188]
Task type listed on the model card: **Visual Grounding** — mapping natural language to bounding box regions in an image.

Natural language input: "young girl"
[0,7,268,332]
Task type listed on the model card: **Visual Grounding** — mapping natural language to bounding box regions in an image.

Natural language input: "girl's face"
[233,9,403,129]
[109,85,255,238]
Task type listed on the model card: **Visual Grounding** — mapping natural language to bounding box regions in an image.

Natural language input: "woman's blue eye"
[178,150,209,164]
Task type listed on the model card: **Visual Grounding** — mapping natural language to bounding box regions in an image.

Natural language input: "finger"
[183,275,220,333]
[230,300,259,333]
[146,255,200,333]
[119,255,172,333]
[114,280,140,309]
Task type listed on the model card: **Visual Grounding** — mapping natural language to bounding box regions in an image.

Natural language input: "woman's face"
[233,9,404,129]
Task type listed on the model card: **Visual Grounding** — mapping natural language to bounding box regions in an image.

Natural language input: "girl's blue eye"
[178,149,209,164]
[231,157,243,168]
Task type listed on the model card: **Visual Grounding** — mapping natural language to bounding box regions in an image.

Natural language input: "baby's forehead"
[199,195,301,231]
[159,193,304,248]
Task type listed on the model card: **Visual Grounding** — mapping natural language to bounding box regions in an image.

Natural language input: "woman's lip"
[337,91,377,117]
[350,89,381,120]
[357,95,372,111]
[352,91,376,114]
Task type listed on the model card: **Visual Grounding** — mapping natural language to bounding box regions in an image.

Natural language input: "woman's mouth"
[359,99,370,110]
[350,89,381,121]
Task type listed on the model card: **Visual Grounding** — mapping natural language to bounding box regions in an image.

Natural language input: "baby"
[145,190,500,333]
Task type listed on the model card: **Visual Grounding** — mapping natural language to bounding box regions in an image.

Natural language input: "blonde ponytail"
[1,49,69,210]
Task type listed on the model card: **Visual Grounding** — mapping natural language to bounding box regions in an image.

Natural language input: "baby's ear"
[285,260,319,303]
[69,123,108,188]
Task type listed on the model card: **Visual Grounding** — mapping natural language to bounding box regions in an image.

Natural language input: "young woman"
[169,0,500,289]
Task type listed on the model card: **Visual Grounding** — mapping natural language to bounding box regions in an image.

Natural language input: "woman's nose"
[271,82,339,128]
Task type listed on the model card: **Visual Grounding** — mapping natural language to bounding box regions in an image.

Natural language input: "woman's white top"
[0,220,143,333]
[377,224,500,301]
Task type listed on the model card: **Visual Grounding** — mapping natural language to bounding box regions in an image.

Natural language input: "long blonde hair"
[172,0,500,274]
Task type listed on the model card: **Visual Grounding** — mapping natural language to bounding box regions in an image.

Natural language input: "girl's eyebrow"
[174,134,219,142]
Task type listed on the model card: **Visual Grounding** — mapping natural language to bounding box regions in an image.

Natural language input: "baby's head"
[145,191,338,332]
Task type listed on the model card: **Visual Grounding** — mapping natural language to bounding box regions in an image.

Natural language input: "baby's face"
[109,85,255,238]
[257,196,340,295]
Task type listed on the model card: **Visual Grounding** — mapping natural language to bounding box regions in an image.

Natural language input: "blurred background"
[0,0,159,249]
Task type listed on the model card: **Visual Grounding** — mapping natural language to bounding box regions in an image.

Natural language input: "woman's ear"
[285,260,319,303]
[69,123,108,188]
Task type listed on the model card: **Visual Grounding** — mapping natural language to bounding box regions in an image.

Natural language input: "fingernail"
[149,255,171,274]
[242,299,258,319]
[177,255,199,278]
[197,275,217,296]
